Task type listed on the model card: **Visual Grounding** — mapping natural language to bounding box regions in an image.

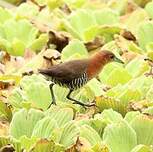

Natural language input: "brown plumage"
[39,50,124,107]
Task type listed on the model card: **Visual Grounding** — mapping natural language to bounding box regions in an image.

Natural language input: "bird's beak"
[144,58,153,62]
[114,56,124,64]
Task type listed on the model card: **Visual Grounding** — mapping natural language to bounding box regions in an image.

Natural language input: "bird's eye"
[110,55,114,59]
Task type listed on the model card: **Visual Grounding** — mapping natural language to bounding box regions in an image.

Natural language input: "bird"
[38,50,124,108]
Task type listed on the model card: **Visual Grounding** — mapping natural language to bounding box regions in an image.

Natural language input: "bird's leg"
[48,83,56,109]
[66,90,95,107]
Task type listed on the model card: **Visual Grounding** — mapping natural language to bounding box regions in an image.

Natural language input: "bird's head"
[87,50,124,79]
[96,50,124,64]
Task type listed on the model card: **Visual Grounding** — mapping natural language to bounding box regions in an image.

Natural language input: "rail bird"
[39,50,124,108]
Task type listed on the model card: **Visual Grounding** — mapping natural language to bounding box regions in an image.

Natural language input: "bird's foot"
[85,102,96,107]
[72,101,96,107]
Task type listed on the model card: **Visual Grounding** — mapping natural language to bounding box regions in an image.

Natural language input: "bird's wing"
[38,59,89,82]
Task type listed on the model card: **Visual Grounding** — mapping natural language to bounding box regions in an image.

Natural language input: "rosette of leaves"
[0,19,48,56]
[8,74,51,110]
[62,8,120,42]
[96,56,152,115]
[7,107,80,151]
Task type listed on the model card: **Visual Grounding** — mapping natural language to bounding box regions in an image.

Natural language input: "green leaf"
[145,1,153,19]
[20,136,37,151]
[103,120,137,152]
[62,19,82,39]
[131,145,153,152]
[0,7,12,24]
[85,78,104,96]
[83,25,100,41]
[92,144,109,152]
[11,38,25,56]
[0,136,10,148]
[130,114,153,145]
[34,0,46,5]
[45,107,74,127]
[61,39,88,61]
[20,75,51,110]
[146,43,153,53]
[47,0,64,10]
[146,84,153,102]
[133,0,152,7]
[100,109,123,124]
[12,138,22,152]
[118,88,142,106]
[29,34,48,53]
[69,9,97,34]
[100,25,122,42]
[137,21,153,50]
[108,0,128,14]
[30,139,63,152]
[105,67,132,87]
[0,19,39,56]
[124,111,141,123]
[90,118,106,138]
[64,0,86,8]
[10,108,44,139]
[102,40,122,55]
[8,88,27,108]
[19,51,44,72]
[94,9,119,25]
[128,42,144,54]
[16,3,39,19]
[80,125,102,146]
[32,117,58,139]
[99,62,121,83]
[0,37,11,52]
[0,75,21,85]
[62,9,97,40]
[124,9,148,33]
[59,121,79,148]
[105,84,125,98]
[128,76,153,98]
[126,58,148,77]
[96,95,127,116]
[4,19,38,46]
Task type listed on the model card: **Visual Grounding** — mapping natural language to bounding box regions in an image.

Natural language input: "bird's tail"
[38,69,50,75]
